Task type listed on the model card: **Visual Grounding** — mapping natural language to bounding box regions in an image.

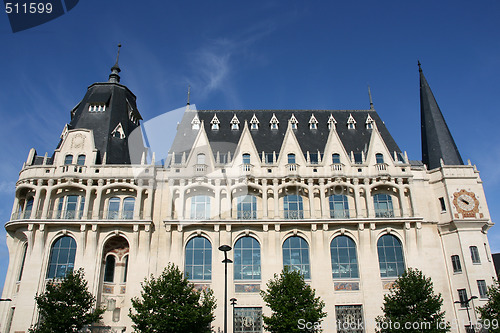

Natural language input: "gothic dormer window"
[366,114,375,129]
[289,114,298,129]
[89,103,106,112]
[191,114,201,130]
[111,123,126,139]
[211,114,220,130]
[270,113,279,130]
[250,114,259,130]
[327,114,337,130]
[231,114,240,130]
[347,114,356,130]
[309,114,318,129]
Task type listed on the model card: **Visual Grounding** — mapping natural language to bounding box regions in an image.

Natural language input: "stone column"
[307,179,315,219]
[30,180,43,219]
[319,179,328,218]
[82,179,93,219]
[41,179,55,219]
[92,179,104,219]
[262,180,268,218]
[273,179,279,219]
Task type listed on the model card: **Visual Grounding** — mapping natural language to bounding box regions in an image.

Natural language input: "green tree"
[476,279,500,333]
[376,268,449,333]
[260,266,326,333]
[129,263,216,333]
[29,268,104,333]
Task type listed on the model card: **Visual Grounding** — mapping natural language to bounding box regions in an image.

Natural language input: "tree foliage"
[129,263,216,333]
[260,266,326,333]
[476,279,500,333]
[29,268,104,333]
[376,268,449,333]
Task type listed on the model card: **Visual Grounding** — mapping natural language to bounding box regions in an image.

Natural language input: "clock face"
[453,190,479,217]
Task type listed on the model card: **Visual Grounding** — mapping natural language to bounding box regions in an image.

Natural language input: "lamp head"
[218,245,232,252]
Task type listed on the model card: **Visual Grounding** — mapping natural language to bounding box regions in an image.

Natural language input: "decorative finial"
[109,43,122,83]
[368,85,374,110]
[187,85,191,105]
[418,60,422,73]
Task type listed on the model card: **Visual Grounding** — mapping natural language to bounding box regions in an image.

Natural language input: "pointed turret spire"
[108,44,122,83]
[187,85,191,105]
[368,85,374,110]
[419,61,463,169]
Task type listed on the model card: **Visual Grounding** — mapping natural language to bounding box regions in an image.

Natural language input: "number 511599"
[5,2,53,14]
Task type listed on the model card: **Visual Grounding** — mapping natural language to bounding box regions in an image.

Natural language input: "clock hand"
[460,198,470,205]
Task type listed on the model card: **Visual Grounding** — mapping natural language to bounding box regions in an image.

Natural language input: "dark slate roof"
[420,65,463,170]
[169,108,402,162]
[68,82,143,164]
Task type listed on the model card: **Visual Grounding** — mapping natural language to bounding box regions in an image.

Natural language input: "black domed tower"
[67,45,144,164]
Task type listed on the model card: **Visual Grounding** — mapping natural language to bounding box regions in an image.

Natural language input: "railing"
[105,210,134,220]
[375,209,395,218]
[237,210,258,220]
[330,163,344,172]
[375,163,388,171]
[286,163,298,173]
[284,209,305,219]
[194,164,207,173]
[330,209,350,219]
[61,164,86,173]
[240,164,253,173]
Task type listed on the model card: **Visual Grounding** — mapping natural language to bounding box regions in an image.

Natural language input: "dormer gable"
[210,114,220,130]
[111,123,126,139]
[327,114,337,130]
[230,114,240,130]
[191,114,201,130]
[270,113,279,130]
[365,114,375,129]
[309,114,318,129]
[250,114,260,130]
[347,113,356,129]
[289,114,299,129]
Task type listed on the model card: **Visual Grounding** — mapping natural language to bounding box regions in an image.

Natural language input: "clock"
[452,190,479,218]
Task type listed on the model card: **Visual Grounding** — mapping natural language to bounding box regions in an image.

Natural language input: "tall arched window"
[329,194,349,218]
[242,153,251,165]
[284,195,303,219]
[287,153,296,164]
[17,243,28,282]
[185,236,212,280]
[234,236,261,280]
[107,197,121,219]
[283,236,310,279]
[104,255,116,283]
[56,195,85,219]
[23,198,33,219]
[377,235,405,278]
[332,153,341,164]
[237,195,257,220]
[197,153,206,165]
[376,153,384,164]
[47,236,77,279]
[77,155,86,165]
[374,193,394,218]
[123,197,135,219]
[330,236,358,279]
[191,195,210,220]
[64,154,73,165]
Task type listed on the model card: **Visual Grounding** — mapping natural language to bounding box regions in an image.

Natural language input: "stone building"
[0,57,496,333]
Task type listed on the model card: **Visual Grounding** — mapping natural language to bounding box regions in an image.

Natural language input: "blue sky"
[0,1,499,293]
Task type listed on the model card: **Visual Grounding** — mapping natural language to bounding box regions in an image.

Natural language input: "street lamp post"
[230,298,237,333]
[455,295,478,333]
[219,245,233,333]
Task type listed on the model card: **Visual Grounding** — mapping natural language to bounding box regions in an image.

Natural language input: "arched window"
[185,237,212,280]
[107,197,120,219]
[77,155,86,165]
[47,236,77,279]
[237,195,257,220]
[123,197,135,219]
[65,195,78,219]
[23,197,33,219]
[64,154,73,165]
[377,235,405,278]
[287,153,296,164]
[55,195,85,219]
[197,153,206,165]
[284,195,303,219]
[104,255,116,283]
[242,153,251,165]
[283,236,310,279]
[329,194,349,218]
[332,153,341,164]
[374,193,394,218]
[234,236,261,280]
[191,195,210,220]
[376,153,384,164]
[331,236,358,279]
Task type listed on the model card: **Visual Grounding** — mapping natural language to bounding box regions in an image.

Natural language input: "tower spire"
[419,62,463,169]
[187,85,191,105]
[108,44,122,83]
[368,85,374,110]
